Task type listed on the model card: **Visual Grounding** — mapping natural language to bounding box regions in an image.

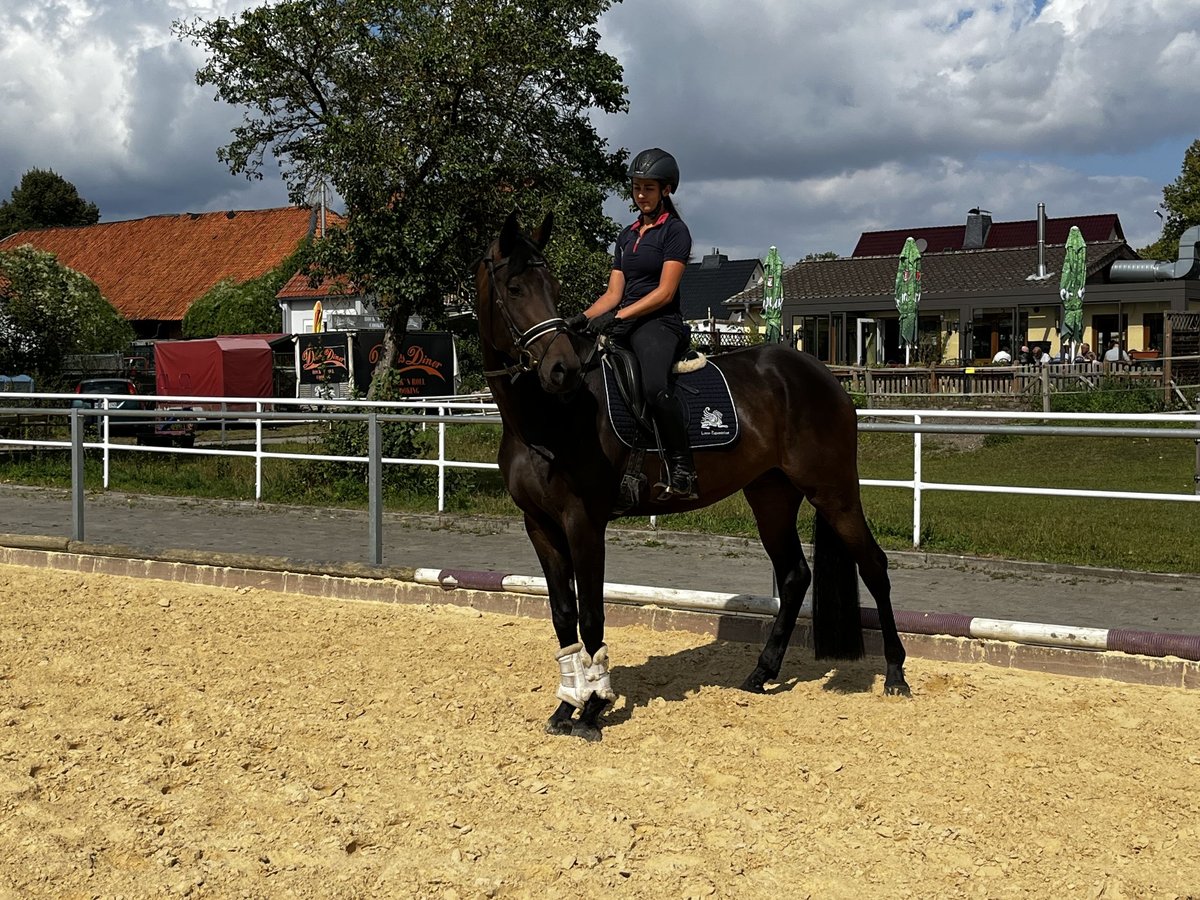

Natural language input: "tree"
[177,0,627,394]
[0,246,134,379]
[804,251,839,261]
[1138,138,1200,261]
[0,169,100,236]
[183,243,310,338]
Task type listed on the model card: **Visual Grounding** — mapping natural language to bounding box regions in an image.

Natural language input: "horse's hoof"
[571,722,603,742]
[545,716,574,736]
[884,682,912,698]
[739,666,772,694]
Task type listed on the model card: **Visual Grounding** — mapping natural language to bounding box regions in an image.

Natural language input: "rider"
[575,147,697,500]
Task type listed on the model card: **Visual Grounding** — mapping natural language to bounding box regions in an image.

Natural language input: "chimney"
[1026,202,1055,281]
[963,208,992,249]
[701,248,728,269]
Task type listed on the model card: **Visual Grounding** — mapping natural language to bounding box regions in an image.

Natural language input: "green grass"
[2,423,1197,573]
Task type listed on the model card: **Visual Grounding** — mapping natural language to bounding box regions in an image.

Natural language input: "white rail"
[2,392,1198,551]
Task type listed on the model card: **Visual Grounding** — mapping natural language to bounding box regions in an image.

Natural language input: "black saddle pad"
[602,358,739,450]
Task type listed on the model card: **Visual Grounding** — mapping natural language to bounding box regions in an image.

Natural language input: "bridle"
[479,253,572,379]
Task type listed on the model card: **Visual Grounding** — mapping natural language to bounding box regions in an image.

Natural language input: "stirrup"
[654,470,698,501]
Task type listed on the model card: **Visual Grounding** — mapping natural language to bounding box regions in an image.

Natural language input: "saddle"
[600,343,739,451]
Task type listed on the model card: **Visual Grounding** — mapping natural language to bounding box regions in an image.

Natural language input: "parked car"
[71,378,195,447]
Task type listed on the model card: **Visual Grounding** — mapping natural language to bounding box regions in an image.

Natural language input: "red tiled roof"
[276,271,360,300]
[0,207,344,321]
[853,214,1124,257]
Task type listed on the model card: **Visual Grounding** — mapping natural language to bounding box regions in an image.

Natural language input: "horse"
[475,212,909,741]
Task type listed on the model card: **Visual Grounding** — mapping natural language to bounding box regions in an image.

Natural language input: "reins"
[479,253,575,380]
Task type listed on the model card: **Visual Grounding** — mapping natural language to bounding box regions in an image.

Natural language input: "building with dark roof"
[732,210,1200,366]
[679,249,763,324]
[853,209,1125,256]
[0,207,338,339]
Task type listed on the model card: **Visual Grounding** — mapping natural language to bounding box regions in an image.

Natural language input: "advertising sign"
[297,333,351,385]
[352,331,456,396]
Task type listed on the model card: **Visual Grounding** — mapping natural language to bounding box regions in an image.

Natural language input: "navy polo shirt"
[613,212,692,317]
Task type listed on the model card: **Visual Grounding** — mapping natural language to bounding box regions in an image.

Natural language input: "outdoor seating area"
[830,356,1197,407]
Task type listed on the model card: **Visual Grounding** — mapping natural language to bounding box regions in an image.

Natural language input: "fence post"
[912,413,922,548]
[1194,395,1200,496]
[864,368,874,409]
[101,397,111,489]
[368,411,383,565]
[255,401,263,501]
[1041,365,1051,413]
[70,409,85,542]
[437,407,449,512]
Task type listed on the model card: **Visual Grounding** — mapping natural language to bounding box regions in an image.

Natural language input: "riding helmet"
[628,148,679,193]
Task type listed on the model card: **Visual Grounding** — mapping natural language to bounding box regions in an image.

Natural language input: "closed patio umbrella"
[1059,226,1086,357]
[762,246,784,344]
[894,237,922,364]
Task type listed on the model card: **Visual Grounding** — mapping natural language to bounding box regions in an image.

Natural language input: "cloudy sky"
[2,0,1197,264]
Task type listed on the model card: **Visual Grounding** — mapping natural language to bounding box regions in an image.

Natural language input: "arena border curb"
[1,538,1197,691]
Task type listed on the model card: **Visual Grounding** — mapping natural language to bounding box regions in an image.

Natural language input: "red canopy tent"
[155,337,278,403]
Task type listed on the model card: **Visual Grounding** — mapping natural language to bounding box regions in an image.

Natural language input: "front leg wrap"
[555,642,617,710]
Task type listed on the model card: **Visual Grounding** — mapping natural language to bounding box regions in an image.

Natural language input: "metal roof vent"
[1109,225,1200,282]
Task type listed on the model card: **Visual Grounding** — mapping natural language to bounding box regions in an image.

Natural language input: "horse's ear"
[533,212,554,251]
[499,211,521,258]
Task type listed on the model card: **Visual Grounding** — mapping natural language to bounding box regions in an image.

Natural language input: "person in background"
[1018,344,1032,364]
[1073,342,1097,363]
[1032,345,1052,364]
[991,346,1012,364]
[1103,339,1130,363]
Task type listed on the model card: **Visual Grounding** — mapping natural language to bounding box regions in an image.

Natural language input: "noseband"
[480,254,571,379]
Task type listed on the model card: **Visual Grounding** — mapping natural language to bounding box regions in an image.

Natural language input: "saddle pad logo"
[700,407,728,434]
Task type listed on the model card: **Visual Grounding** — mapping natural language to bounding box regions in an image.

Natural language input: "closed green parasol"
[1059,226,1086,352]
[762,246,784,343]
[894,237,922,363]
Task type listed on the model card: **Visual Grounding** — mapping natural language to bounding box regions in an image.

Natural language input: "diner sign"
[352,331,456,396]
[297,333,351,385]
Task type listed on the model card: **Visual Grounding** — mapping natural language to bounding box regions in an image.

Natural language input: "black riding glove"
[565,313,589,333]
[606,316,633,339]
[587,311,617,335]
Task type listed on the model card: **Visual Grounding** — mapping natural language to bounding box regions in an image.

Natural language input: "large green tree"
[177,0,627,392]
[0,169,100,236]
[0,246,134,379]
[1138,138,1200,261]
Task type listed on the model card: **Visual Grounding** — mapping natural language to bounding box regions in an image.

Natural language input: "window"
[1144,312,1164,352]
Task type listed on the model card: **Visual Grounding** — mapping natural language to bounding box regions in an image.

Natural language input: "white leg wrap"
[555,642,617,710]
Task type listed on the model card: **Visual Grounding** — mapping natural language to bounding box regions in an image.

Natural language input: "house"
[275,272,382,335]
[678,249,764,347]
[0,206,337,339]
[853,209,1125,256]
[731,207,1200,365]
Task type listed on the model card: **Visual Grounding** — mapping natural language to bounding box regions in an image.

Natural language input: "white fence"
[2,392,1199,562]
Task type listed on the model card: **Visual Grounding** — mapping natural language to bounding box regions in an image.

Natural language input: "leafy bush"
[183,243,311,338]
[0,245,134,379]
[317,369,425,496]
[1049,379,1170,414]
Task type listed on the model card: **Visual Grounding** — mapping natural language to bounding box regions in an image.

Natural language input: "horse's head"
[475,211,582,394]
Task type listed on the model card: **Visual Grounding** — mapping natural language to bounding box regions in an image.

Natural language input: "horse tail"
[811,511,865,660]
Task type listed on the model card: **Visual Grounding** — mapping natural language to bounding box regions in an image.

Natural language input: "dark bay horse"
[476,213,909,741]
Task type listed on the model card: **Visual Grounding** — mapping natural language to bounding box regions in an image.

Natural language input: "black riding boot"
[651,392,698,500]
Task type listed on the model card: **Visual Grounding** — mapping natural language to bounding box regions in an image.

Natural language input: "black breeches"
[627,316,685,408]
[627,316,688,449]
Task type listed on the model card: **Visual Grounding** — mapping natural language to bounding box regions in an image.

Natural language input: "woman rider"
[573,148,697,500]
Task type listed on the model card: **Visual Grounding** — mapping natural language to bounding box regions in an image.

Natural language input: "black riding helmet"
[628,148,679,193]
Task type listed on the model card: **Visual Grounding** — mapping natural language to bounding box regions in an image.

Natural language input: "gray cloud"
[0,0,1191,268]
